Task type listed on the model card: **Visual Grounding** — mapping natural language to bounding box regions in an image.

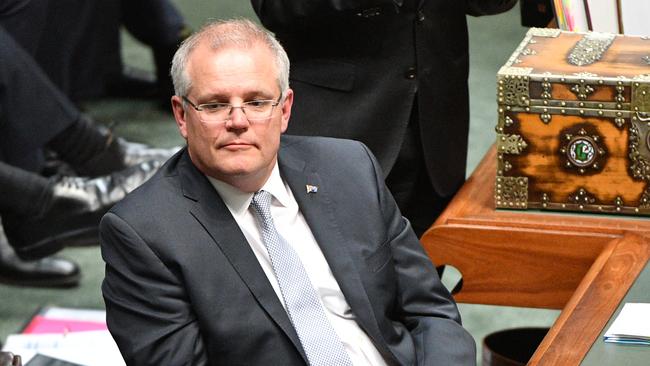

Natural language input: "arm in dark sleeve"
[100,212,208,366]
[466,0,518,16]
[361,143,477,365]
[250,0,397,29]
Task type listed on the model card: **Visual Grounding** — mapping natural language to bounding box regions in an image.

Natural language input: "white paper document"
[2,330,125,366]
[604,302,650,345]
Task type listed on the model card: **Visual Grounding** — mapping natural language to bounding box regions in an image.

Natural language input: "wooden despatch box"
[495,28,650,215]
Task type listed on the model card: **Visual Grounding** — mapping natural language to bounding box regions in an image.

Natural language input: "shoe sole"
[14,227,99,260]
[0,271,81,288]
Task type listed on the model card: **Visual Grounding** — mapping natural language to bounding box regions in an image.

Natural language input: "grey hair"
[170,18,290,98]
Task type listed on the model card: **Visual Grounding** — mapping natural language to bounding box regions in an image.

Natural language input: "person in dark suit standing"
[251,0,518,236]
[100,19,475,365]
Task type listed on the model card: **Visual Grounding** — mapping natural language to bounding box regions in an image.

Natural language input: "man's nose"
[226,106,250,129]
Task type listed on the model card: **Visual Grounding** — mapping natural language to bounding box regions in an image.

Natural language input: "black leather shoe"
[77,122,179,177]
[3,160,162,260]
[0,223,80,288]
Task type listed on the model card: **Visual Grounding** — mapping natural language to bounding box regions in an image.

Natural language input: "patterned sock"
[46,115,113,170]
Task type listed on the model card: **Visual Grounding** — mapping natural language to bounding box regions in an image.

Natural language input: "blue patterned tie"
[250,190,353,366]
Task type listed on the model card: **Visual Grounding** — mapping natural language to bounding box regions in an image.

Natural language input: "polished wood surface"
[529,233,650,365]
[421,145,650,309]
[506,112,642,205]
[420,144,650,364]
[516,32,650,78]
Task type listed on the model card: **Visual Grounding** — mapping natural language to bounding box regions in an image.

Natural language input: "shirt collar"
[207,162,292,216]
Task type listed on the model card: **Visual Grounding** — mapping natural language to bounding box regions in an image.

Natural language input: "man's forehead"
[191,37,271,60]
[186,42,279,94]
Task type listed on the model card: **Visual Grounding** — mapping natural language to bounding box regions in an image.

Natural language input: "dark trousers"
[0,27,78,172]
[385,102,453,238]
[1,0,184,102]
[121,0,185,48]
[0,0,48,56]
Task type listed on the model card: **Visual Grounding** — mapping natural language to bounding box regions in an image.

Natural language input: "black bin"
[482,327,549,366]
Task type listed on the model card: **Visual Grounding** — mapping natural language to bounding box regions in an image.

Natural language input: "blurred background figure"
[0,26,176,288]
[0,0,190,105]
[251,0,518,236]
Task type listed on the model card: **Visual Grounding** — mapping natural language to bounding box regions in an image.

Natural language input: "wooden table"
[420,145,650,365]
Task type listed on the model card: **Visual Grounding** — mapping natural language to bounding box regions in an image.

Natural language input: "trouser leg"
[0,27,79,172]
[0,161,50,217]
[121,0,189,100]
[34,0,121,100]
[121,0,185,47]
[385,103,452,238]
[0,0,49,56]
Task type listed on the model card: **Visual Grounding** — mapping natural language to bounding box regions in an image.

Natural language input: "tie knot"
[251,190,273,221]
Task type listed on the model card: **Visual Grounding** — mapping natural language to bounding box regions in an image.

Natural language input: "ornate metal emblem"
[572,72,599,78]
[495,176,528,208]
[540,192,551,208]
[613,117,626,129]
[529,28,561,38]
[567,33,615,66]
[567,137,597,166]
[498,75,530,107]
[570,81,595,100]
[541,79,552,100]
[559,128,606,174]
[567,188,597,209]
[640,189,650,209]
[632,82,650,114]
[614,196,625,212]
[521,48,536,56]
[498,134,528,154]
[615,84,626,103]
[628,123,650,182]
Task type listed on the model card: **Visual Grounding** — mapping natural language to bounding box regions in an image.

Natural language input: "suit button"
[405,67,416,79]
[417,11,426,22]
[357,7,381,18]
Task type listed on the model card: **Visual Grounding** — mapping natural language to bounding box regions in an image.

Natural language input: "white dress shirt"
[208,163,387,366]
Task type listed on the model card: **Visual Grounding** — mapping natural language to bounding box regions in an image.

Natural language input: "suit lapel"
[176,152,307,362]
[279,143,398,363]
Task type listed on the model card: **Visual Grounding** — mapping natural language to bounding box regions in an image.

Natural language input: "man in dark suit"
[101,19,475,365]
[251,0,518,236]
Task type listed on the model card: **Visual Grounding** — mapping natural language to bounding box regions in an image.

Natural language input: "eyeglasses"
[182,94,283,124]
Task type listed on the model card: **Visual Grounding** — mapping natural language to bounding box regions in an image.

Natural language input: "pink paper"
[23,315,108,334]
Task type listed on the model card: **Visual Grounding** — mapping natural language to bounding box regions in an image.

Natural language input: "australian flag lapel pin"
[306,184,318,194]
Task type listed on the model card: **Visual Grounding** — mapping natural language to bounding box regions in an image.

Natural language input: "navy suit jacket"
[100,135,476,365]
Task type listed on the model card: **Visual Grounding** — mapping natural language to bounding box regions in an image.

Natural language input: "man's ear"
[171,95,188,139]
[280,88,294,133]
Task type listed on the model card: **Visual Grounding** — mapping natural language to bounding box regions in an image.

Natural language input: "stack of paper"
[604,303,650,345]
[1,307,125,366]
